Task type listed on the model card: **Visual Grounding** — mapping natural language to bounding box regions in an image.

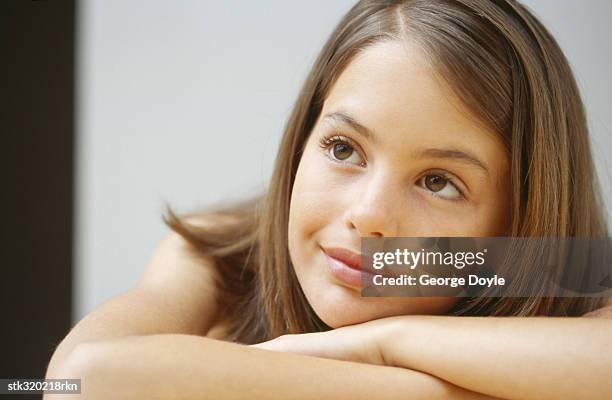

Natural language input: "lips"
[321,246,371,290]
[322,247,363,270]
[321,245,396,278]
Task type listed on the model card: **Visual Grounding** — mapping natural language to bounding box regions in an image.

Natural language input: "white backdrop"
[75,0,612,320]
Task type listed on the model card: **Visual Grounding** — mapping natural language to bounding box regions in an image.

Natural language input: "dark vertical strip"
[0,0,75,389]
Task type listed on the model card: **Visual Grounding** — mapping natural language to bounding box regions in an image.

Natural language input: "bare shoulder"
[138,216,225,335]
[46,216,229,377]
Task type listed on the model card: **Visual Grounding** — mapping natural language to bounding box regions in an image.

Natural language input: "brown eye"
[319,135,366,166]
[419,173,463,201]
[424,174,448,192]
[332,143,354,160]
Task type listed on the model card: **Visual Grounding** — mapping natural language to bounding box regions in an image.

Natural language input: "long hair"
[164,0,609,343]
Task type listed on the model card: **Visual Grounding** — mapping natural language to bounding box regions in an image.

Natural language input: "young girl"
[47,0,612,399]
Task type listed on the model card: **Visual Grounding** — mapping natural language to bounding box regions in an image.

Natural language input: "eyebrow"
[322,110,490,175]
[416,148,489,175]
[323,111,377,143]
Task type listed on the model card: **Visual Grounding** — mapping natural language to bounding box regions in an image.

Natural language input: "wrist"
[377,315,432,369]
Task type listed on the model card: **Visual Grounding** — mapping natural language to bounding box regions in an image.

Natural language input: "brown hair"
[164,0,609,343]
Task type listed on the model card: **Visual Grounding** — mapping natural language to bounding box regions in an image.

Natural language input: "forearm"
[49,333,500,400]
[46,287,213,378]
[380,316,612,400]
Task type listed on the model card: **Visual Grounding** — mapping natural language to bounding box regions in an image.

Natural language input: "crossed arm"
[50,333,501,400]
[45,232,612,399]
[254,307,612,400]
[47,305,612,400]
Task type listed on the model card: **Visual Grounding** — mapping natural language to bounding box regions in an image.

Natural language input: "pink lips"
[321,246,374,289]
[323,247,362,270]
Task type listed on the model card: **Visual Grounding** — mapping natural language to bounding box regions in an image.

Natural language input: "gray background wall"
[75,0,612,320]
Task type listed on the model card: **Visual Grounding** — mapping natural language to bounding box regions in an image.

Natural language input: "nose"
[342,172,400,238]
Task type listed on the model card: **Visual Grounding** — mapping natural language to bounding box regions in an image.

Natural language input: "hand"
[250,317,398,366]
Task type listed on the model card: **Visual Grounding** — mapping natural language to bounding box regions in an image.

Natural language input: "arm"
[45,229,221,386]
[255,301,612,400]
[53,333,501,400]
[379,312,612,400]
[45,229,499,399]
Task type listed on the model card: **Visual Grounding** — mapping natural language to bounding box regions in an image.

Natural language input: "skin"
[253,314,612,400]
[260,42,612,398]
[44,37,612,400]
[288,39,511,328]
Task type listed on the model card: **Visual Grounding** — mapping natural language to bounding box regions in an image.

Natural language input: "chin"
[305,283,389,328]
[317,308,374,329]
[305,282,459,328]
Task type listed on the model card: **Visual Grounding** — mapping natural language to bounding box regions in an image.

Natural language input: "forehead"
[320,40,508,170]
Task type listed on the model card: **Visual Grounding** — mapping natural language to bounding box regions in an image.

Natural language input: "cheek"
[288,151,335,265]
[462,179,511,236]
[427,208,508,236]
[406,176,511,236]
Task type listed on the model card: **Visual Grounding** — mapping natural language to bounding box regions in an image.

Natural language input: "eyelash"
[420,170,465,201]
[318,133,466,201]
[318,134,366,167]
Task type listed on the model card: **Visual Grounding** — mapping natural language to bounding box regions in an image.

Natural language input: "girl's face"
[288,40,510,328]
